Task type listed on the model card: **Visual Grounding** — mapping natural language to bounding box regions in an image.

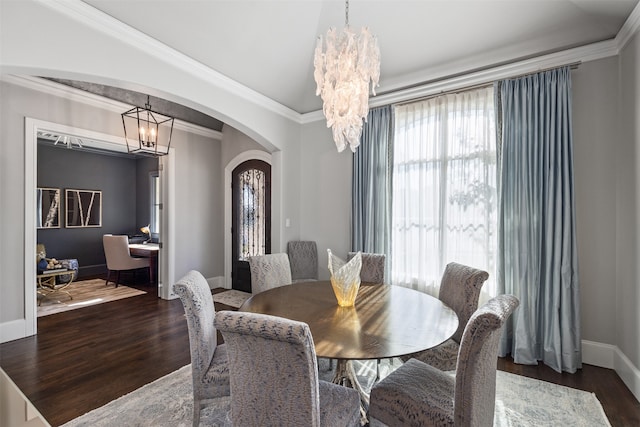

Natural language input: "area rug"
[61,359,611,427]
[38,279,147,317]
[212,289,252,308]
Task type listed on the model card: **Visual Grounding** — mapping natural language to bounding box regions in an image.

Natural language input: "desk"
[128,243,159,285]
[240,281,458,416]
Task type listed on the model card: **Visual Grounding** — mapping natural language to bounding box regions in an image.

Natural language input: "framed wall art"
[65,189,102,228]
[37,187,61,229]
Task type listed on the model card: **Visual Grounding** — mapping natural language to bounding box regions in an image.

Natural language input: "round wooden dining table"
[239,280,459,419]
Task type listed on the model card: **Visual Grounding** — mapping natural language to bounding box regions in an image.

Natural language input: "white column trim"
[158,149,176,300]
[23,118,38,338]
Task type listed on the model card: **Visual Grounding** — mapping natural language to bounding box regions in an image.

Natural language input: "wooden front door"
[231,159,271,292]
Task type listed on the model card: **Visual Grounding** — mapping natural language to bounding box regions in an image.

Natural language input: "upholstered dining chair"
[173,270,230,427]
[348,251,386,284]
[400,262,489,371]
[369,294,520,427]
[102,234,150,287]
[287,240,319,283]
[214,311,361,427]
[248,253,292,294]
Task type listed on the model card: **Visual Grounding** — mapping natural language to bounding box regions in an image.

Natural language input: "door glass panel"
[237,168,266,261]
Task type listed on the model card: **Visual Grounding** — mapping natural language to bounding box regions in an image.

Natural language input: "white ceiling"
[83,0,638,114]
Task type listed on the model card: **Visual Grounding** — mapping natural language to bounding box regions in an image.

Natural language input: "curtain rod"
[391,61,581,108]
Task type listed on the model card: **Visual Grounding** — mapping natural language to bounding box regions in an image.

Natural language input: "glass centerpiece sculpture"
[327,249,362,307]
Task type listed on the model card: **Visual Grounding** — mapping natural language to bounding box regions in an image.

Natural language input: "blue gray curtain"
[351,105,392,267]
[495,66,581,373]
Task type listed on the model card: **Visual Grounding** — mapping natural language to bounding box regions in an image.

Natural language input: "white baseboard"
[0,319,31,344]
[582,339,615,368]
[582,339,640,402]
[614,347,640,403]
[206,276,227,290]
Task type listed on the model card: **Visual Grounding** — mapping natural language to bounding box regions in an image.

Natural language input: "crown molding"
[37,0,302,125]
[616,2,640,51]
[2,74,222,140]
[301,38,619,123]
[369,39,618,108]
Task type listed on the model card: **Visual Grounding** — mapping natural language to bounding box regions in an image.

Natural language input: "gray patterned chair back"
[454,294,519,426]
[287,241,318,282]
[348,251,386,283]
[248,253,292,294]
[214,311,323,426]
[173,270,219,393]
[438,262,489,343]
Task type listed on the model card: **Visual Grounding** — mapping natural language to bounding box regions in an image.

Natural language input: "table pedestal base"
[331,359,370,425]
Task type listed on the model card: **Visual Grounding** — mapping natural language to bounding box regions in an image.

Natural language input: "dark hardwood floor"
[1,273,639,426]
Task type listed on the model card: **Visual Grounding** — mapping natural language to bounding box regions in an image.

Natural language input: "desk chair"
[102,234,150,287]
[369,294,520,427]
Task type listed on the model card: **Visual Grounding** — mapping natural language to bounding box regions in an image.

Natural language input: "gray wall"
[617,31,640,369]
[300,120,353,279]
[572,57,619,346]
[37,144,160,277]
[37,144,137,276]
[173,130,223,277]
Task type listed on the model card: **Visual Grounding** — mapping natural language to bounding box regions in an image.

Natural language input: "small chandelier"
[54,134,84,149]
[121,95,174,157]
[314,0,380,153]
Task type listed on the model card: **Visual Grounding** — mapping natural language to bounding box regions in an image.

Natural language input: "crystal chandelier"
[121,95,174,157]
[314,0,380,153]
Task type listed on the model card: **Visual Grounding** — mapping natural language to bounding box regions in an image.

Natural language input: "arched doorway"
[231,159,271,292]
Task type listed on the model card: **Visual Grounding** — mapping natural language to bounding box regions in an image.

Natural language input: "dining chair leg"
[105,270,112,286]
[115,271,121,288]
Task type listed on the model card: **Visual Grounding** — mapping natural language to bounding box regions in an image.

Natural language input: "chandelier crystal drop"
[313,0,380,153]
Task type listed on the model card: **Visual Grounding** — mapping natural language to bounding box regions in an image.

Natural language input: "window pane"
[150,173,160,234]
[391,87,497,297]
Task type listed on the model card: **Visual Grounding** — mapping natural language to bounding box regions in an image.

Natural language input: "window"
[150,171,160,235]
[391,86,497,296]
